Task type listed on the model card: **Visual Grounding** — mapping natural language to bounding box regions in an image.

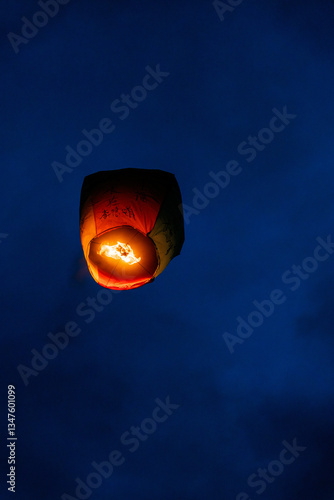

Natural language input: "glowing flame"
[99,241,141,265]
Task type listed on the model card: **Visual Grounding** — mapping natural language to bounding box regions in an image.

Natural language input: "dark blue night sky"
[1,1,334,499]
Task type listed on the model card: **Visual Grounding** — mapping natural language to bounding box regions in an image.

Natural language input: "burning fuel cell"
[99,242,141,265]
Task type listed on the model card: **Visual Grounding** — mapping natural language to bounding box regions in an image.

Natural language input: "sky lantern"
[79,168,185,290]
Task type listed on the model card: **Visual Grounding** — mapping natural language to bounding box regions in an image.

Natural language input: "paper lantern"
[79,168,184,290]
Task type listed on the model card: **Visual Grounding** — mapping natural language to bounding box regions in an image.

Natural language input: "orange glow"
[98,241,141,265]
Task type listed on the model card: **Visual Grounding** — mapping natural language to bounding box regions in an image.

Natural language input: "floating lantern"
[79,168,184,290]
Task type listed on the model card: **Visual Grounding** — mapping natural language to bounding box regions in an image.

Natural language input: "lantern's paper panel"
[80,168,184,290]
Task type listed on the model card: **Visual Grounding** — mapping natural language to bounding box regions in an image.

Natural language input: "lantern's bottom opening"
[87,226,158,290]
